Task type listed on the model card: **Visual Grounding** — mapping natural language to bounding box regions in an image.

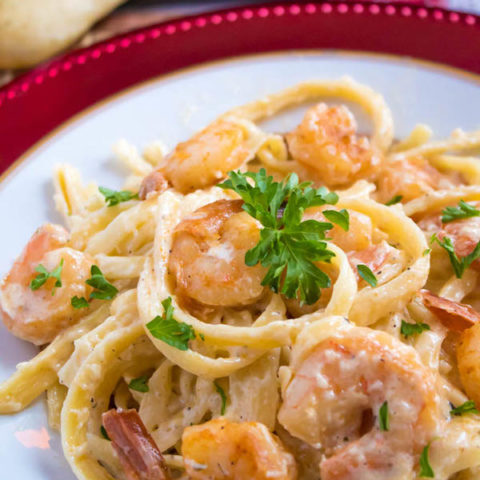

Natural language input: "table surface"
[1,0,479,88]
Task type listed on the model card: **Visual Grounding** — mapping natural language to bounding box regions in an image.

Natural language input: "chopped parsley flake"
[356,264,377,287]
[86,265,118,300]
[146,297,196,351]
[99,186,138,207]
[30,259,64,295]
[128,375,150,393]
[441,200,480,223]
[214,381,227,415]
[400,320,430,338]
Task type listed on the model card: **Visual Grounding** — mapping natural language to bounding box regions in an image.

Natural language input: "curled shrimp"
[141,118,259,194]
[0,224,93,345]
[310,207,395,277]
[285,208,396,316]
[168,199,266,308]
[285,103,382,188]
[457,323,480,408]
[419,202,480,271]
[182,418,297,480]
[376,157,460,204]
[278,317,441,480]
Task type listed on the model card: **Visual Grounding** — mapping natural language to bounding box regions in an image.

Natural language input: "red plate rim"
[0,1,479,176]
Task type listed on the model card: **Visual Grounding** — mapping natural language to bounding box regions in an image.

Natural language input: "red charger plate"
[0,1,479,174]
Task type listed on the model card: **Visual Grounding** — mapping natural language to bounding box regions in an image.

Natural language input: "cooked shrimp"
[311,207,394,277]
[278,318,441,480]
[182,418,297,480]
[142,118,255,194]
[102,409,170,480]
[419,289,480,332]
[376,157,460,204]
[168,199,266,308]
[286,208,395,316]
[286,103,382,188]
[457,323,480,408]
[0,224,93,345]
[418,203,480,270]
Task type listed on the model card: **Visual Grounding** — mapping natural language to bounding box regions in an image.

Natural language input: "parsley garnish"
[323,209,350,232]
[99,186,138,207]
[432,235,480,278]
[219,169,338,305]
[100,426,111,441]
[441,200,480,223]
[71,296,89,309]
[128,375,150,393]
[379,401,389,431]
[419,444,434,478]
[86,265,118,300]
[214,381,227,415]
[450,400,479,416]
[423,248,431,256]
[146,297,196,351]
[30,259,64,295]
[356,264,377,287]
[385,195,403,206]
[401,320,430,338]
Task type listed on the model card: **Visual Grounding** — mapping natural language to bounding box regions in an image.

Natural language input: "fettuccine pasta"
[2,77,480,480]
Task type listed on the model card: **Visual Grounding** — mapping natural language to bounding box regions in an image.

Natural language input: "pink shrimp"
[278,320,442,480]
[286,103,382,188]
[0,224,93,344]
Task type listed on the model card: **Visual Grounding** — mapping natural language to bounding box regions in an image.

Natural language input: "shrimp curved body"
[311,208,394,277]
[286,104,382,188]
[376,157,459,204]
[182,418,298,480]
[168,199,266,308]
[143,118,258,194]
[419,204,480,271]
[0,224,93,345]
[278,318,441,480]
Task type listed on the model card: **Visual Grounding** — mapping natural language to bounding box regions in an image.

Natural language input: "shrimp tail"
[102,409,171,480]
[418,289,480,332]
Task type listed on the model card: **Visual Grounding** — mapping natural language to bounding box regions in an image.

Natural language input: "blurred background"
[0,0,479,87]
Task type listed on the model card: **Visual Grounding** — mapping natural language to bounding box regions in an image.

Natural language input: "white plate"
[1,51,479,479]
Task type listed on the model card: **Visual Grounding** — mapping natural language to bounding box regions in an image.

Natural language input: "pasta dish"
[2,78,480,480]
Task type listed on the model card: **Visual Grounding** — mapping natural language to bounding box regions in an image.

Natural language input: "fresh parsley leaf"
[199,333,205,341]
[450,400,479,416]
[214,381,227,415]
[323,209,350,232]
[71,296,89,309]
[442,200,480,223]
[146,297,196,351]
[219,169,338,305]
[100,426,110,441]
[432,235,480,278]
[30,259,64,295]
[419,444,434,478]
[356,264,377,287]
[128,375,150,393]
[379,401,389,431]
[86,265,118,300]
[99,186,138,207]
[423,248,431,256]
[401,320,431,338]
[385,195,403,206]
